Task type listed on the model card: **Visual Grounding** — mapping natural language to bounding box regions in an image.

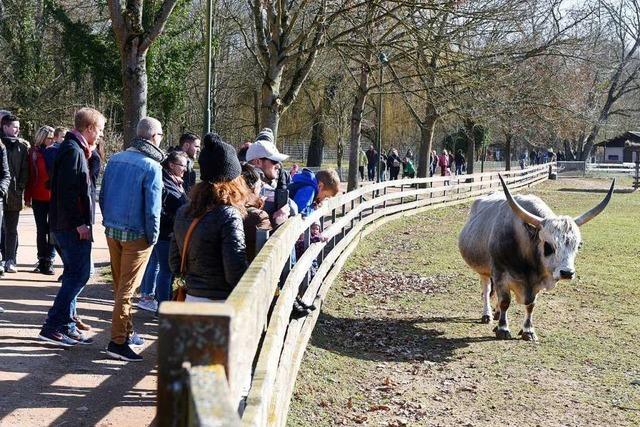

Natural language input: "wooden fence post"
[157,302,235,426]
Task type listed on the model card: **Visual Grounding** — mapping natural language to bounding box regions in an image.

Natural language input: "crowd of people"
[360,145,469,182]
[0,107,341,362]
[361,145,416,181]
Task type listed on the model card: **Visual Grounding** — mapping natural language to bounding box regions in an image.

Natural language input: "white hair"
[136,117,163,140]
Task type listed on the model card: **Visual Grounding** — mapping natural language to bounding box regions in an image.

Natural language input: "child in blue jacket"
[288,168,340,217]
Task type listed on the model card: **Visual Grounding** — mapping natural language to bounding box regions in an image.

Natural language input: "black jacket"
[0,142,10,199]
[1,136,29,211]
[49,133,92,232]
[169,204,248,300]
[87,150,101,224]
[159,169,188,241]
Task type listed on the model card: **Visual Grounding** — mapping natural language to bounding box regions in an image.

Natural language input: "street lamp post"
[203,0,214,135]
[376,52,389,183]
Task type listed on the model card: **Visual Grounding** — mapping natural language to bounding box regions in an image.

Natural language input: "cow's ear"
[524,223,538,240]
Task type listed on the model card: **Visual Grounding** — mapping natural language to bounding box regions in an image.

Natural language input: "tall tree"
[107,0,180,145]
[247,0,327,139]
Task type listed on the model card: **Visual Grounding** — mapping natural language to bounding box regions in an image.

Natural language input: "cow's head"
[499,175,614,281]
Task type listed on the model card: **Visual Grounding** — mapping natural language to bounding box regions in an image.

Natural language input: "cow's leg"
[492,282,512,340]
[518,303,538,341]
[480,275,492,324]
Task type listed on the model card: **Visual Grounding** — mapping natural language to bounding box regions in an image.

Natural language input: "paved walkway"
[0,207,157,426]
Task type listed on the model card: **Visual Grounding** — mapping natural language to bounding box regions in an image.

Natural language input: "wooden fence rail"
[157,163,553,427]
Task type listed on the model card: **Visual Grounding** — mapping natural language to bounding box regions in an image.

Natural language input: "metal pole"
[203,0,213,135]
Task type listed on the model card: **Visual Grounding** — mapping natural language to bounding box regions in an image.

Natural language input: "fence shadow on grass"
[310,312,493,365]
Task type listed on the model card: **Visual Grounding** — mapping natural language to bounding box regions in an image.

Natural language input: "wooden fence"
[156,163,554,427]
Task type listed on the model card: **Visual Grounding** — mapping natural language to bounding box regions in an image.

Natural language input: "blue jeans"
[367,164,376,181]
[42,230,91,334]
[140,240,172,303]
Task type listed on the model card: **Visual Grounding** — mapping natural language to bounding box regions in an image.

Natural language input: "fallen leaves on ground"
[341,268,455,297]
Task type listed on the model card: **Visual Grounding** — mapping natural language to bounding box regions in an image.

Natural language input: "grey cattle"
[458,175,614,341]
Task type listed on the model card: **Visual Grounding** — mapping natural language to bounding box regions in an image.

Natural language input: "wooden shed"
[595,131,640,163]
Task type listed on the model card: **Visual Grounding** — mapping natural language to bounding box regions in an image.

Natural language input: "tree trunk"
[307,82,337,167]
[563,140,576,161]
[578,123,602,161]
[253,89,260,136]
[336,136,344,176]
[504,132,512,171]
[464,120,475,175]
[306,104,325,167]
[417,115,437,178]
[347,65,370,192]
[260,65,284,140]
[122,47,148,147]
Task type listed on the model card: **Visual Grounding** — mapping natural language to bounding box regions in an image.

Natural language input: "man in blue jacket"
[100,117,164,362]
[39,108,105,346]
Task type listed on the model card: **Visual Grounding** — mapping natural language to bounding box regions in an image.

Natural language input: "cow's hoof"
[481,315,491,324]
[518,329,538,342]
[493,327,511,340]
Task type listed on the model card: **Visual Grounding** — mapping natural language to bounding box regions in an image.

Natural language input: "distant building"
[595,131,640,163]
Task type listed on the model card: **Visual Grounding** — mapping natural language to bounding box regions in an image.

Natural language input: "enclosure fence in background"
[156,163,554,427]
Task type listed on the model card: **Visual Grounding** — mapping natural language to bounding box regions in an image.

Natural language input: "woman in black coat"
[139,151,189,309]
[169,133,249,301]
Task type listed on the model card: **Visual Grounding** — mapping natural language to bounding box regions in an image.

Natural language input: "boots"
[34,259,55,275]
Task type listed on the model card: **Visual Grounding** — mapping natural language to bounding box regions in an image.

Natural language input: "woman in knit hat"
[169,132,250,301]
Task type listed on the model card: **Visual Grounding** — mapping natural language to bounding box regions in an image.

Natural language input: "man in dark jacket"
[173,132,200,194]
[0,114,29,273]
[0,135,10,312]
[366,145,378,181]
[38,107,105,347]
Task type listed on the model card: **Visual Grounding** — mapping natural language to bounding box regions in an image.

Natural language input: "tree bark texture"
[107,0,179,148]
[504,132,512,171]
[306,104,325,167]
[347,65,370,192]
[122,47,148,145]
[307,82,337,167]
[464,120,475,175]
[417,110,437,178]
[260,65,284,140]
[251,0,326,142]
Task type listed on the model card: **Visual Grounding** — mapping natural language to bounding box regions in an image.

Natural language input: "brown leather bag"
[173,215,206,302]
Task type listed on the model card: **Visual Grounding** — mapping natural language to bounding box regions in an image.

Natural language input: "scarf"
[129,137,165,163]
[70,130,91,159]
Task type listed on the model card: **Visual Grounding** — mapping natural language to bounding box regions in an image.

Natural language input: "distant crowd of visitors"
[0,107,341,362]
[360,145,468,182]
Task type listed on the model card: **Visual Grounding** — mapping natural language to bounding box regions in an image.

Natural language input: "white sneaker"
[4,261,17,273]
[136,298,158,312]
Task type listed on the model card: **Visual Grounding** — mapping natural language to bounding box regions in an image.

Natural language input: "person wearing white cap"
[246,128,289,183]
[246,128,296,226]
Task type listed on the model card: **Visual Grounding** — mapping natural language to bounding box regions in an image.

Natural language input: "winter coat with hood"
[1,136,29,211]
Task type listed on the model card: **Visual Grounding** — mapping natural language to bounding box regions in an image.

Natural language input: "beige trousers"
[106,237,153,345]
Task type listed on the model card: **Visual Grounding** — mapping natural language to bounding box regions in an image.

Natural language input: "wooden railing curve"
[157,163,553,427]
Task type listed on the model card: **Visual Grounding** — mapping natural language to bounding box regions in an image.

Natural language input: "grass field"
[288,177,640,426]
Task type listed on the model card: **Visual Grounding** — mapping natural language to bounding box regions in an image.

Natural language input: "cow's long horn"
[574,179,615,226]
[498,174,543,228]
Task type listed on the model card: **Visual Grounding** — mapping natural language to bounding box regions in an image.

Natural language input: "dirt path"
[0,208,156,427]
[289,177,640,426]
